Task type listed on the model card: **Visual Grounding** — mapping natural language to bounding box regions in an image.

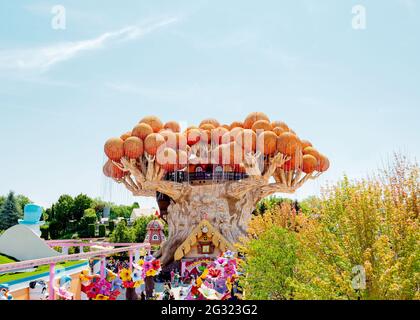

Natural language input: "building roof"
[174,220,234,261]
[147,220,164,230]
[130,208,157,220]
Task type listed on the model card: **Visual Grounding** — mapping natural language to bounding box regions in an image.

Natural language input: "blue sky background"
[0,0,419,208]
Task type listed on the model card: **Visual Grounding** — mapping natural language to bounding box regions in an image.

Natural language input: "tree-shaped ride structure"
[103,112,330,265]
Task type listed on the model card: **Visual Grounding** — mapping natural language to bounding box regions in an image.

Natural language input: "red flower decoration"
[191,285,200,297]
[152,259,161,270]
[208,268,221,278]
[123,281,135,288]
[85,283,100,299]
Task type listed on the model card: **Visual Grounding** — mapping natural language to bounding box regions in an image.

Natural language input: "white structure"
[0,225,62,261]
[130,208,157,221]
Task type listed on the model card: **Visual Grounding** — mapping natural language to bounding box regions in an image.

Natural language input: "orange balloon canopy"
[302,154,318,174]
[243,112,270,129]
[144,133,165,155]
[104,138,124,161]
[140,116,163,133]
[277,132,302,156]
[132,123,153,140]
[124,137,144,159]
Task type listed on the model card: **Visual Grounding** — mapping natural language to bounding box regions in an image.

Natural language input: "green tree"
[15,194,31,218]
[54,195,74,232]
[240,226,298,300]
[255,196,293,215]
[72,194,92,221]
[110,220,133,243]
[0,191,21,230]
[78,208,98,237]
[131,216,155,242]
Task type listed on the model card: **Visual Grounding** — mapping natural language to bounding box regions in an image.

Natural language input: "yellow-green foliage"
[241,155,419,300]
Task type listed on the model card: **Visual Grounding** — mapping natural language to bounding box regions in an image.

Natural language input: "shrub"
[98,224,106,237]
[108,220,115,233]
[79,209,98,237]
[88,224,96,238]
[109,220,133,243]
[40,225,49,239]
[240,226,298,300]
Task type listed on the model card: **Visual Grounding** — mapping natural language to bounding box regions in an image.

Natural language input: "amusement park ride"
[103,112,330,266]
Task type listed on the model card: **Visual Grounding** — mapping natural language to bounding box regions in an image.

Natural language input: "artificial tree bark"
[113,151,321,265]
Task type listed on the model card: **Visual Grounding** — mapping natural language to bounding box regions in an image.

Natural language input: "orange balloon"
[120,132,131,141]
[302,154,318,174]
[244,112,270,129]
[211,127,229,145]
[230,127,244,138]
[164,121,181,133]
[236,129,256,153]
[160,130,177,150]
[185,125,199,134]
[199,123,215,131]
[301,140,313,150]
[144,133,165,155]
[221,131,234,144]
[200,118,220,128]
[257,131,278,155]
[303,147,321,162]
[103,160,125,179]
[198,124,215,144]
[317,154,330,172]
[271,121,289,132]
[277,132,302,156]
[156,147,177,171]
[124,137,144,159]
[187,129,201,146]
[132,123,153,140]
[230,121,244,129]
[104,138,124,161]
[139,116,163,133]
[272,127,286,136]
[252,120,272,133]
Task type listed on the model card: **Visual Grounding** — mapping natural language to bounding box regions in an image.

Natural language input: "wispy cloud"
[398,0,417,9]
[105,82,205,102]
[0,17,179,72]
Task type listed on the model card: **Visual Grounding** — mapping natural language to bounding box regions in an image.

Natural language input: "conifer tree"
[0,191,20,230]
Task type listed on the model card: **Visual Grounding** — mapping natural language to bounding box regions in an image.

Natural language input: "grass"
[0,260,87,284]
[0,254,17,265]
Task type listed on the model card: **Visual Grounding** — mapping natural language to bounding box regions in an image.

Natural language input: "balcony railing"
[164,171,249,183]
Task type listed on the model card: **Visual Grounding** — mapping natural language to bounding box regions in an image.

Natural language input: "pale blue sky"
[0,0,419,208]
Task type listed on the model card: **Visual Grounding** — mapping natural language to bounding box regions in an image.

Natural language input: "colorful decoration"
[80,269,121,300]
[185,251,240,300]
[0,284,13,300]
[55,275,74,300]
[29,280,48,300]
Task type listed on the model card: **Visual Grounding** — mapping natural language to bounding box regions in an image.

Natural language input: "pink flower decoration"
[143,261,152,272]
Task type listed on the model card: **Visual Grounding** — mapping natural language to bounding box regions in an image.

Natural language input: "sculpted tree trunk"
[111,152,321,266]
